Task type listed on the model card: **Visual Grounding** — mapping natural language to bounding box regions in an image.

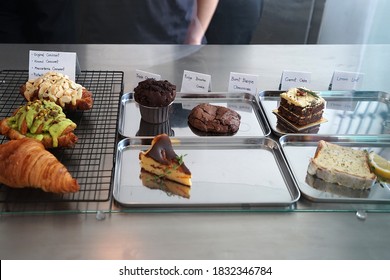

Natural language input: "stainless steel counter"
[1,44,390,259]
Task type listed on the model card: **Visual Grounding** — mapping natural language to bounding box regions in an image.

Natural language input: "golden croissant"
[0,100,78,148]
[0,138,80,193]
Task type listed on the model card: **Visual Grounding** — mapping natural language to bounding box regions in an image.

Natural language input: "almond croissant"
[0,138,80,193]
[20,71,93,110]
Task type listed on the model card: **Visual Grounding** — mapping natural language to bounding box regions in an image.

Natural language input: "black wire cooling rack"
[0,70,124,207]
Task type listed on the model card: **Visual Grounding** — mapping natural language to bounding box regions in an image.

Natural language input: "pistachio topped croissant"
[0,100,78,148]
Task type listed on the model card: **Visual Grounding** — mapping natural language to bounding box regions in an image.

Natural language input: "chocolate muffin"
[134,78,176,107]
[134,78,176,124]
[188,103,241,135]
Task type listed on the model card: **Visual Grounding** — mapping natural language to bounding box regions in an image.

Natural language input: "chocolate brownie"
[188,103,241,135]
[134,78,176,107]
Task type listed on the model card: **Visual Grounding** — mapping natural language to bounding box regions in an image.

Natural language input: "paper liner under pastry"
[140,169,190,199]
[137,102,173,124]
[272,109,327,132]
[136,119,175,137]
[276,119,320,134]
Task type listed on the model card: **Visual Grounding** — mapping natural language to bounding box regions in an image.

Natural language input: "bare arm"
[185,0,219,44]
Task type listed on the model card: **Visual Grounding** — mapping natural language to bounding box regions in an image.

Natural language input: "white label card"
[326,91,357,111]
[227,72,259,96]
[329,70,364,90]
[135,70,161,87]
[280,70,311,90]
[180,70,211,93]
[29,50,77,80]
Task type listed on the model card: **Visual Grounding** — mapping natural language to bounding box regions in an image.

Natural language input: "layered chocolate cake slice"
[277,87,325,126]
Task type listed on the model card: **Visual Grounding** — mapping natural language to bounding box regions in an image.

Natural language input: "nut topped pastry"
[20,72,93,110]
[0,100,78,148]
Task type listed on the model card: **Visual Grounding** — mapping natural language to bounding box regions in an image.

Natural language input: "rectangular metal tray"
[279,134,390,203]
[259,90,390,136]
[118,92,271,138]
[113,137,300,209]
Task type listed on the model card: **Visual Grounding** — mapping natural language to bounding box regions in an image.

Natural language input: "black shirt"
[78,0,195,44]
[0,0,195,44]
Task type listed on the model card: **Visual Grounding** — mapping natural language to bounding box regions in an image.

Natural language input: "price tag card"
[180,70,211,93]
[326,91,358,111]
[280,70,311,90]
[226,103,253,113]
[329,70,364,90]
[326,100,358,111]
[29,50,77,80]
[135,69,161,87]
[227,72,259,96]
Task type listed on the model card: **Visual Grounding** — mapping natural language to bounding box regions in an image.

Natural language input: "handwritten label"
[326,100,358,111]
[226,103,252,113]
[135,69,161,87]
[29,50,77,80]
[329,70,364,90]
[326,91,357,111]
[280,70,311,90]
[227,72,259,96]
[180,70,211,93]
[181,102,197,111]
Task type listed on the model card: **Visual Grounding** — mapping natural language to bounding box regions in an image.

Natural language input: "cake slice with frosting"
[278,87,325,126]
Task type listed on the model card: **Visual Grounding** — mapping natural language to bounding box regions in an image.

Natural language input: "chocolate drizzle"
[145,134,191,175]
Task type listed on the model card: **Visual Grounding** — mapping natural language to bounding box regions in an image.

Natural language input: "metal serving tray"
[113,137,300,209]
[259,90,390,136]
[118,92,271,138]
[279,134,390,203]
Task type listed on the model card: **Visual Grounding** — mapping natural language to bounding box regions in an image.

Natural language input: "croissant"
[20,71,93,110]
[0,138,80,193]
[0,100,78,148]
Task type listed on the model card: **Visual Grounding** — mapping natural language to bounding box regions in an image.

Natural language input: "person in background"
[206,0,263,44]
[0,0,218,45]
[0,0,75,43]
[75,0,219,44]
[185,0,220,44]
